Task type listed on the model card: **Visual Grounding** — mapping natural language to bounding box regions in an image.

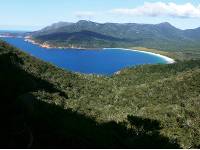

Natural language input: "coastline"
[24,36,175,64]
[103,48,176,64]
[24,36,98,50]
[0,35,17,38]
[24,36,52,49]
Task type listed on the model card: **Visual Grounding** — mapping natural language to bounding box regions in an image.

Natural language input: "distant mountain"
[30,20,200,51]
[35,22,73,35]
[0,30,27,38]
[36,30,128,42]
[32,20,182,40]
[184,27,200,40]
[34,30,130,48]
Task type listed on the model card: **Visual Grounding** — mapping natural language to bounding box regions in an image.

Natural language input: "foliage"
[31,20,200,59]
[0,40,200,148]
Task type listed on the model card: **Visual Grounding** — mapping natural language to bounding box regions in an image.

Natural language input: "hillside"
[34,30,130,48]
[1,40,200,148]
[30,20,200,59]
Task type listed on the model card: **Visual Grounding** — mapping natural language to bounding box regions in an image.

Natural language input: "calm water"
[1,37,167,75]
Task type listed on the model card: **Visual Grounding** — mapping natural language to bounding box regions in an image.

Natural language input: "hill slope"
[0,40,200,148]
[34,30,130,48]
[30,20,200,56]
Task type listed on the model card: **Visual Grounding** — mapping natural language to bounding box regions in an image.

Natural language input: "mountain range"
[30,20,200,54]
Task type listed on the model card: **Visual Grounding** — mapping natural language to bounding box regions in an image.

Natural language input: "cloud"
[111,2,200,18]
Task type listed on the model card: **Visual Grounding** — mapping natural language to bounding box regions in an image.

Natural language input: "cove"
[1,37,171,75]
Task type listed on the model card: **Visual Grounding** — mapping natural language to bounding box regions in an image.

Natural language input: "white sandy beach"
[24,37,175,64]
[103,48,176,64]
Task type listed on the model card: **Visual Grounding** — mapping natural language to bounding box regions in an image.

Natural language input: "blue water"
[1,37,167,75]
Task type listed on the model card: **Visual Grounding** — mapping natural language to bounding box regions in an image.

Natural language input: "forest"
[0,40,200,148]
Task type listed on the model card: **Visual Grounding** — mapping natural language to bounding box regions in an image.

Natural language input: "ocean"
[1,37,168,75]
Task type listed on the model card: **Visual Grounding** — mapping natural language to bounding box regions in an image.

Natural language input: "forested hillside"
[30,20,200,59]
[0,40,200,148]
[34,30,130,48]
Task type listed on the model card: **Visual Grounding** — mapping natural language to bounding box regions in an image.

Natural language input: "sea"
[1,37,168,75]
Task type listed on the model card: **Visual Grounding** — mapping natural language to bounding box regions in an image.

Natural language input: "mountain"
[30,20,200,56]
[34,22,73,35]
[34,30,130,48]
[1,40,200,148]
[32,20,184,43]
[184,27,200,40]
[0,30,27,38]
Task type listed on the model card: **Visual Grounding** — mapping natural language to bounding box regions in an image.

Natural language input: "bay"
[2,37,168,75]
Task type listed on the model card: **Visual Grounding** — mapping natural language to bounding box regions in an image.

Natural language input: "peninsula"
[25,20,200,60]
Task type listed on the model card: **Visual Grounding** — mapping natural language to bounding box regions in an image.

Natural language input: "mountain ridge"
[29,20,200,58]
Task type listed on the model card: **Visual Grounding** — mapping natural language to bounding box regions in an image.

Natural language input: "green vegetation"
[33,30,130,49]
[32,20,200,59]
[0,40,200,148]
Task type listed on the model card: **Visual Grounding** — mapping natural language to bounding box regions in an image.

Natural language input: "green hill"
[31,20,200,58]
[34,30,130,48]
[0,40,200,148]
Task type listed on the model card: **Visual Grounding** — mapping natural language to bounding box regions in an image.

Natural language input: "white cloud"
[111,2,200,18]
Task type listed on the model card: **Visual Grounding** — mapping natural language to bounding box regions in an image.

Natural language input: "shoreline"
[24,37,52,49]
[24,36,98,50]
[24,37,175,64]
[103,48,176,64]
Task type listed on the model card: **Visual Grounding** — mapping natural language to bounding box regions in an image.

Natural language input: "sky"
[0,0,200,31]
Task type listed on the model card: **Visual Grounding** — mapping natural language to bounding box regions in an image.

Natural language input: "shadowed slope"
[0,40,199,148]
[0,42,179,148]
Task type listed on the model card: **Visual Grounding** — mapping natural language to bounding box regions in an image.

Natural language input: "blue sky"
[0,0,200,31]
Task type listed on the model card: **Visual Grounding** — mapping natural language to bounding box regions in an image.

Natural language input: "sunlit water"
[2,37,168,75]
